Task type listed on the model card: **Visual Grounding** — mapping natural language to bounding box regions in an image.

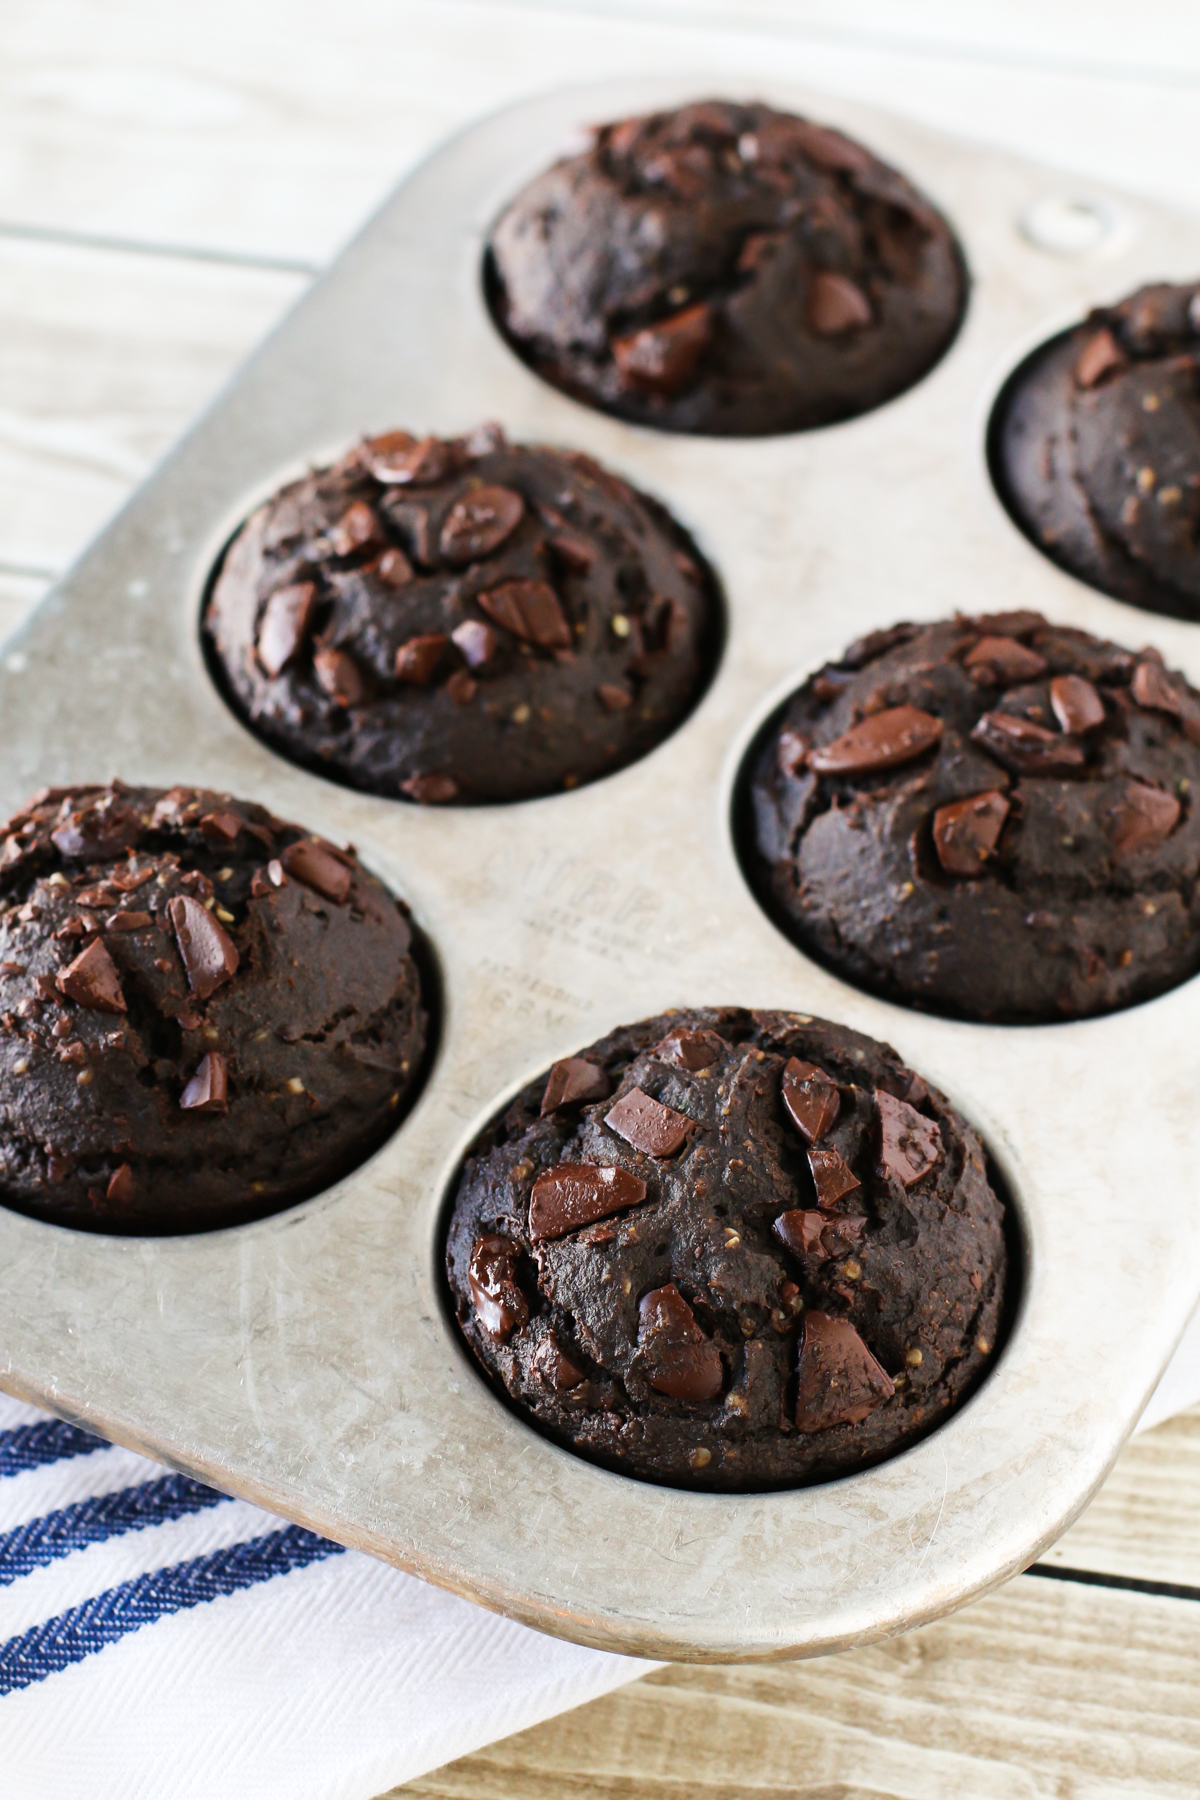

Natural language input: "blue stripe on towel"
[0,1523,344,1694]
[0,1473,226,1587]
[0,1420,105,1478]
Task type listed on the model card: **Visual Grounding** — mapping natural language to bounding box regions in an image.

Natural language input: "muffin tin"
[2,77,1200,1663]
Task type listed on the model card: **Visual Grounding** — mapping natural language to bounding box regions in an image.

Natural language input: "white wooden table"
[2,2,1199,1792]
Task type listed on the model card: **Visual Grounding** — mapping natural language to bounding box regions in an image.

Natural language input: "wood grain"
[2,0,1198,273]
[398,1576,1200,1798]
[1048,1405,1200,1589]
[508,0,1200,80]
[0,235,303,574]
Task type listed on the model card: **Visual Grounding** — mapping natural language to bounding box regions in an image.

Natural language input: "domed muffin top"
[488,99,966,436]
[445,1007,1006,1491]
[0,782,426,1231]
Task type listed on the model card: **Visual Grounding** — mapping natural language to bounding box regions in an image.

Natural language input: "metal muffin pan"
[2,77,1200,1663]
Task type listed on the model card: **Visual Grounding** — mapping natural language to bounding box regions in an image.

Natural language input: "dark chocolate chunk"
[534,1335,585,1390]
[1075,328,1126,389]
[50,795,143,861]
[611,304,712,396]
[808,1146,861,1208]
[653,1026,725,1071]
[439,485,525,563]
[57,938,126,1015]
[104,910,153,933]
[1049,674,1105,734]
[605,1087,692,1157]
[1131,659,1184,716]
[198,811,242,844]
[781,1057,839,1144]
[597,684,632,712]
[540,1057,610,1115]
[168,894,239,1002]
[808,271,872,336]
[468,1234,529,1342]
[257,582,317,678]
[330,501,383,557]
[394,634,449,684]
[932,790,1009,877]
[528,1162,648,1242]
[808,706,943,775]
[179,1050,229,1113]
[637,1284,724,1401]
[547,530,597,574]
[106,1163,135,1204]
[876,1090,941,1187]
[971,711,1086,775]
[313,647,365,707]
[795,1311,894,1432]
[1107,780,1181,855]
[774,1209,866,1260]
[476,579,571,651]
[362,432,454,486]
[964,636,1048,683]
[279,840,353,904]
[374,547,415,587]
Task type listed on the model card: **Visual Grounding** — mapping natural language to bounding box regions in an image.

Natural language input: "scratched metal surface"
[0,77,1198,1661]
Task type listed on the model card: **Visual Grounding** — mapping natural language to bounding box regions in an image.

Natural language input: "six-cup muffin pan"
[2,76,1200,1662]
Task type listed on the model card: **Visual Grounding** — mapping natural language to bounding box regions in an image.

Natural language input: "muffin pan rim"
[0,75,1198,1659]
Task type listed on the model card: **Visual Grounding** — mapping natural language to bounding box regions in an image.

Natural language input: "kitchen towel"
[1,1322,1196,1800]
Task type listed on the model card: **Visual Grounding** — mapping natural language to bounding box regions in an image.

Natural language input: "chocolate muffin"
[746,612,1200,1023]
[0,782,427,1231]
[991,281,1200,621]
[204,426,718,804]
[445,1007,1006,1491]
[486,99,966,436]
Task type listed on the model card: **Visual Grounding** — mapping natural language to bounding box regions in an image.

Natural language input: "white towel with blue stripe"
[2,1308,1197,1800]
[0,1394,649,1799]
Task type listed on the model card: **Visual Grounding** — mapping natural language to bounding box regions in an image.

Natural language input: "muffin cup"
[0,78,1199,1661]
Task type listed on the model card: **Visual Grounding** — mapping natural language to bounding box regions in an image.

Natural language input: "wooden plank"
[1045,1405,1200,1591]
[2,0,1198,273]
[511,0,1200,81]
[0,235,304,574]
[398,1576,1200,1798]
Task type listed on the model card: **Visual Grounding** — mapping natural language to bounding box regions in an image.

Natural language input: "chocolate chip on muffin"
[0,782,427,1231]
[745,613,1200,1022]
[203,426,718,804]
[991,281,1200,620]
[444,1007,1007,1491]
[486,99,966,436]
